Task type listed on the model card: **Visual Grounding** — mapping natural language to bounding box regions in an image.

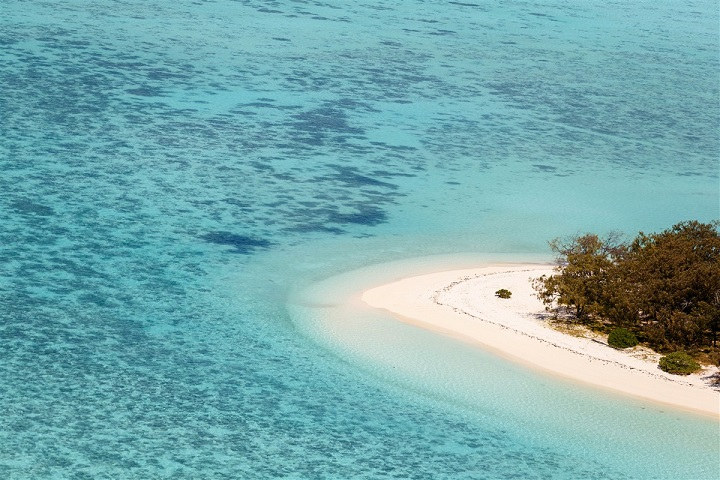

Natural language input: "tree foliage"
[535,221,720,356]
[607,328,638,349]
[534,233,621,321]
[658,351,701,375]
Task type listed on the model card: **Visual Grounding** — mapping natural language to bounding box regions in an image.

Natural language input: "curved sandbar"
[362,264,720,418]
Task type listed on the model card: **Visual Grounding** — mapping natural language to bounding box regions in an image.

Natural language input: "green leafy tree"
[535,233,621,321]
[535,221,720,355]
[618,221,720,350]
[607,328,638,349]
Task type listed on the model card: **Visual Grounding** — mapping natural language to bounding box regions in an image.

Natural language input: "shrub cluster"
[658,352,700,375]
[495,289,512,299]
[607,328,638,349]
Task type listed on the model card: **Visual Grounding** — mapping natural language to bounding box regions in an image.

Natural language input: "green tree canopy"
[618,221,720,349]
[535,233,621,321]
[535,221,720,354]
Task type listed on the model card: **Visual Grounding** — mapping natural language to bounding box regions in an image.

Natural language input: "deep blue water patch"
[327,165,400,190]
[327,205,387,226]
[201,232,273,254]
[10,199,55,217]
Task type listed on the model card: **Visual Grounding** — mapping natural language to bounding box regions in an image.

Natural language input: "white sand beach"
[362,264,720,418]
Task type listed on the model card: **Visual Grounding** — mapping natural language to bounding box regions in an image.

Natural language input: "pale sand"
[362,264,720,418]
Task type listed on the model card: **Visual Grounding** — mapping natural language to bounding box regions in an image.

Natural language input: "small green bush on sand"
[658,351,700,375]
[607,328,638,349]
[495,289,512,299]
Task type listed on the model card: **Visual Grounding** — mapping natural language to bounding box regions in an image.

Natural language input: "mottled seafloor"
[1,1,718,479]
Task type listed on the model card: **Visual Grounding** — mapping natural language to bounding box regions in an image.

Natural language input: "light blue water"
[1,1,718,478]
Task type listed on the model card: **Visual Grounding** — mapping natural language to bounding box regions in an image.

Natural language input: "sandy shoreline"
[362,263,720,419]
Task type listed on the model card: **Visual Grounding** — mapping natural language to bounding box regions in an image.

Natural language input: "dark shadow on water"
[201,232,274,254]
[11,199,55,216]
[327,205,387,226]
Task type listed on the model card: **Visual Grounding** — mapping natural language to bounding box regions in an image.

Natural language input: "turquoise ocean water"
[1,1,718,478]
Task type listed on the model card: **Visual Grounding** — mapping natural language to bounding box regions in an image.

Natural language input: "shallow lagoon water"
[1,0,718,478]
